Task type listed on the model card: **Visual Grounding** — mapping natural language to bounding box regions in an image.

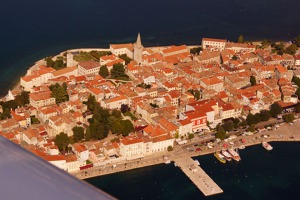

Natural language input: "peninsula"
[1,34,300,196]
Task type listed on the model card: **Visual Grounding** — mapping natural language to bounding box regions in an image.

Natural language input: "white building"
[202,38,226,51]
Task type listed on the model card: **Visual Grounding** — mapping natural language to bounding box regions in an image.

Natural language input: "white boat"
[164,160,171,164]
[239,145,246,150]
[262,142,273,151]
[194,159,200,166]
[221,150,232,161]
[228,148,241,161]
[174,162,177,167]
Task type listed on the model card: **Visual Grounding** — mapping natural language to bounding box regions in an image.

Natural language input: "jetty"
[173,157,223,196]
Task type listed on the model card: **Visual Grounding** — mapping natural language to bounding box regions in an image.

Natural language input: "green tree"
[85,127,92,140]
[194,90,200,100]
[190,47,202,55]
[260,110,271,121]
[253,113,261,124]
[250,76,256,86]
[111,63,126,78]
[118,54,132,65]
[108,116,123,134]
[285,43,298,55]
[246,113,256,125]
[295,103,300,113]
[292,76,300,87]
[238,35,244,43]
[283,113,295,123]
[14,91,30,106]
[188,133,194,140]
[239,120,248,127]
[99,65,109,78]
[296,88,300,100]
[52,59,65,70]
[50,83,69,104]
[232,55,238,60]
[216,126,226,140]
[248,124,256,132]
[167,146,173,151]
[112,109,122,119]
[274,42,285,55]
[54,132,70,151]
[261,39,271,49]
[294,35,300,47]
[270,102,283,118]
[223,121,234,132]
[120,120,134,136]
[85,95,97,112]
[45,57,54,67]
[72,126,84,142]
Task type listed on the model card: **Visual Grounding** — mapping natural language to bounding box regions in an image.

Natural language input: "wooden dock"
[173,157,223,196]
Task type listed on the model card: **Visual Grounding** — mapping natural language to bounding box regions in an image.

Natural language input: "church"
[109,33,144,65]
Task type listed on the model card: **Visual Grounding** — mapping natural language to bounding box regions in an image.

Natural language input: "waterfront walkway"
[72,120,300,195]
[173,157,223,196]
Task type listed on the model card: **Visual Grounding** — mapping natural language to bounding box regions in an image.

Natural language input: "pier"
[173,157,223,196]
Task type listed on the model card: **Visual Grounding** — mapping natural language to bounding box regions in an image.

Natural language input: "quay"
[173,157,223,196]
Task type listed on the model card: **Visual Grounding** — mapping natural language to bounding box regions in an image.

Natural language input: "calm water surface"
[87,142,300,200]
[0,0,300,95]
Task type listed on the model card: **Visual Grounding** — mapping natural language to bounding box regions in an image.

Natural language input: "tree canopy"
[50,83,69,104]
[46,57,66,70]
[238,35,244,43]
[283,113,295,123]
[270,102,283,118]
[118,54,132,65]
[99,65,109,78]
[216,126,226,140]
[190,47,202,55]
[72,126,84,142]
[54,132,70,151]
[250,76,256,86]
[111,63,126,78]
[260,110,271,121]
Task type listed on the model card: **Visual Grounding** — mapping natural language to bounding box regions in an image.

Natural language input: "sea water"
[86,142,300,200]
[1,0,300,95]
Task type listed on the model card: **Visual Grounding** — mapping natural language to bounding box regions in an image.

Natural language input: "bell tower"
[133,33,143,65]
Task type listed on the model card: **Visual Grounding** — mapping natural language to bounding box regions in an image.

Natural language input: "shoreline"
[72,120,300,180]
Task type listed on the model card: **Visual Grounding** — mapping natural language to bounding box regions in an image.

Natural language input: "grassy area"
[73,52,97,62]
[73,51,111,62]
[124,111,137,120]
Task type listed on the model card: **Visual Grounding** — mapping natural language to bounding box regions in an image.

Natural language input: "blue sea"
[87,142,300,200]
[0,0,300,96]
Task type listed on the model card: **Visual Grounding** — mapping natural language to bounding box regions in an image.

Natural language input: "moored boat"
[228,148,241,161]
[194,159,200,165]
[221,150,232,161]
[214,152,226,164]
[239,145,246,150]
[262,142,273,151]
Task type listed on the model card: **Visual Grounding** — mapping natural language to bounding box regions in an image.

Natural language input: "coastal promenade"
[72,120,300,195]
[173,157,223,196]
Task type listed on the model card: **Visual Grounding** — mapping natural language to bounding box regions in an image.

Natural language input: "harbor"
[173,157,223,196]
[73,120,300,197]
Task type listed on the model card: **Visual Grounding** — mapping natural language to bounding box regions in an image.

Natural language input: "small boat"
[239,145,246,150]
[228,148,241,161]
[262,142,273,151]
[174,162,178,167]
[164,160,171,164]
[214,152,226,164]
[221,150,232,161]
[194,159,200,165]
